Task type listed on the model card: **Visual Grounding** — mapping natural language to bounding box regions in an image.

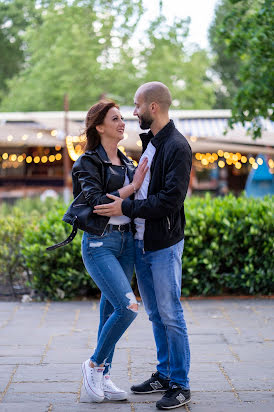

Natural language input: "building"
[0,110,273,200]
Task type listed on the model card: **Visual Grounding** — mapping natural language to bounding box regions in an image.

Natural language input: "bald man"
[94,82,192,409]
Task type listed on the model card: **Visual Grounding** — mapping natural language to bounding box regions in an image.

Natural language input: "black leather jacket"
[122,120,192,251]
[72,144,135,235]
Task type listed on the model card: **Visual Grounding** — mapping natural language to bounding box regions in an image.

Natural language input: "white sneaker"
[81,359,105,402]
[103,375,128,400]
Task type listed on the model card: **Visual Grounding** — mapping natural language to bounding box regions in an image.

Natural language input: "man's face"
[133,91,153,130]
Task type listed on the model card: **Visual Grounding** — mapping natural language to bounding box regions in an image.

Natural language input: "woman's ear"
[96,124,104,134]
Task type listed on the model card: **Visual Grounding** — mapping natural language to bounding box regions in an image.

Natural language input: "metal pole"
[63,93,71,204]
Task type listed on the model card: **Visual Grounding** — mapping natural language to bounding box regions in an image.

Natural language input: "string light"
[257,158,263,165]
[0,150,63,166]
[193,151,273,171]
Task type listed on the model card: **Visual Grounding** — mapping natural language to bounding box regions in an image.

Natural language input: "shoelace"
[164,387,183,399]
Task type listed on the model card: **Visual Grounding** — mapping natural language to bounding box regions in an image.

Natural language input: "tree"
[0,0,143,110]
[141,15,216,109]
[0,0,54,101]
[211,0,274,138]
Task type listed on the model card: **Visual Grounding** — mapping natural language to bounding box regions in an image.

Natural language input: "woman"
[72,100,148,403]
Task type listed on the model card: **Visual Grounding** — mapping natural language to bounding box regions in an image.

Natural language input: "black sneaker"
[131,372,170,394]
[156,386,191,409]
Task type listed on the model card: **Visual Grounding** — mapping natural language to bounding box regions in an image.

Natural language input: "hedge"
[0,194,273,299]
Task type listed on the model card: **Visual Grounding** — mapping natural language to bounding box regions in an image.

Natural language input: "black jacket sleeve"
[72,154,120,208]
[121,144,192,219]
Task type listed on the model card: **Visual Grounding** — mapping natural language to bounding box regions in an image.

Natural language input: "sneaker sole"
[156,397,191,409]
[104,392,128,401]
[81,362,104,403]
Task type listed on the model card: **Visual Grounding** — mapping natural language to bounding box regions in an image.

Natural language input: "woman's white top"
[108,172,131,225]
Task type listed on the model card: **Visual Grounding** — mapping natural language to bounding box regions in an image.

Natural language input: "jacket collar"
[140,120,175,150]
[87,143,133,167]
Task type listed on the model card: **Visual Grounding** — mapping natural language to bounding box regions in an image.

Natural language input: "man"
[94,81,192,409]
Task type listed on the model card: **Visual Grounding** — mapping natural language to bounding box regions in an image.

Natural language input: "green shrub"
[1,195,273,299]
[0,208,29,295]
[22,203,97,300]
[182,194,274,296]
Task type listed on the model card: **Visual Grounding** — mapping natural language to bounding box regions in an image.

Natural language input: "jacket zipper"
[100,218,110,236]
[167,216,171,230]
[143,154,156,252]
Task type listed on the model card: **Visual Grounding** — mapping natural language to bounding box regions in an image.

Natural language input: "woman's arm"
[118,157,148,199]
[73,155,148,207]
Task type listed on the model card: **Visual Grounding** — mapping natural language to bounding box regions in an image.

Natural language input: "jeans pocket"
[87,231,109,240]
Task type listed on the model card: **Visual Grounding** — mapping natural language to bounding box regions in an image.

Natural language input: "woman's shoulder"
[72,151,100,172]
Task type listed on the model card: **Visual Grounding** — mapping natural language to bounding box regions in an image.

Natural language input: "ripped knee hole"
[127,303,138,313]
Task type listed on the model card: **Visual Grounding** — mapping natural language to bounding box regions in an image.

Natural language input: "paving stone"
[2,392,77,403]
[0,298,273,412]
[53,402,132,411]
[8,381,79,393]
[186,404,274,412]
[222,362,274,391]
[0,366,16,393]
[238,390,274,403]
[0,403,50,411]
[14,364,81,382]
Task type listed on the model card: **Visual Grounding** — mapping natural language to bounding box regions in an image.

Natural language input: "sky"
[139,0,220,49]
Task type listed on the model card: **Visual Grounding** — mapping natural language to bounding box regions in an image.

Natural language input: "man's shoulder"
[166,127,192,154]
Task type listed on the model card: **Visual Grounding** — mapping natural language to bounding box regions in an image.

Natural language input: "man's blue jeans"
[135,239,190,389]
[82,230,137,374]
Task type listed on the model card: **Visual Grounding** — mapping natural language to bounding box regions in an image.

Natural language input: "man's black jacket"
[122,120,192,251]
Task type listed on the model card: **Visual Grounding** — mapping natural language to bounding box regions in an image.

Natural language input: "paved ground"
[0,298,273,412]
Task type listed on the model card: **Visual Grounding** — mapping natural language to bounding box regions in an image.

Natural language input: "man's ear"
[150,102,158,113]
[96,124,104,134]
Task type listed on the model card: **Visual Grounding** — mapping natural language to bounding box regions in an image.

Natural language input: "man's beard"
[139,113,153,130]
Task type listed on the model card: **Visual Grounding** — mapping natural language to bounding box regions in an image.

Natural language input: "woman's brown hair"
[84,100,119,151]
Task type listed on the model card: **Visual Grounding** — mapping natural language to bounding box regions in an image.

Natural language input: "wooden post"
[63,93,71,203]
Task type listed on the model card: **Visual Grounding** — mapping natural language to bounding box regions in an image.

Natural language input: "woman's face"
[98,107,125,142]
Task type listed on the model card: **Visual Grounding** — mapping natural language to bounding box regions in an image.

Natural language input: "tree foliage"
[210,0,274,138]
[0,0,215,111]
[141,15,215,109]
[209,0,241,109]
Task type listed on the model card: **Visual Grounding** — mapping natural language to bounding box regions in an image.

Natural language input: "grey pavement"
[0,298,273,412]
